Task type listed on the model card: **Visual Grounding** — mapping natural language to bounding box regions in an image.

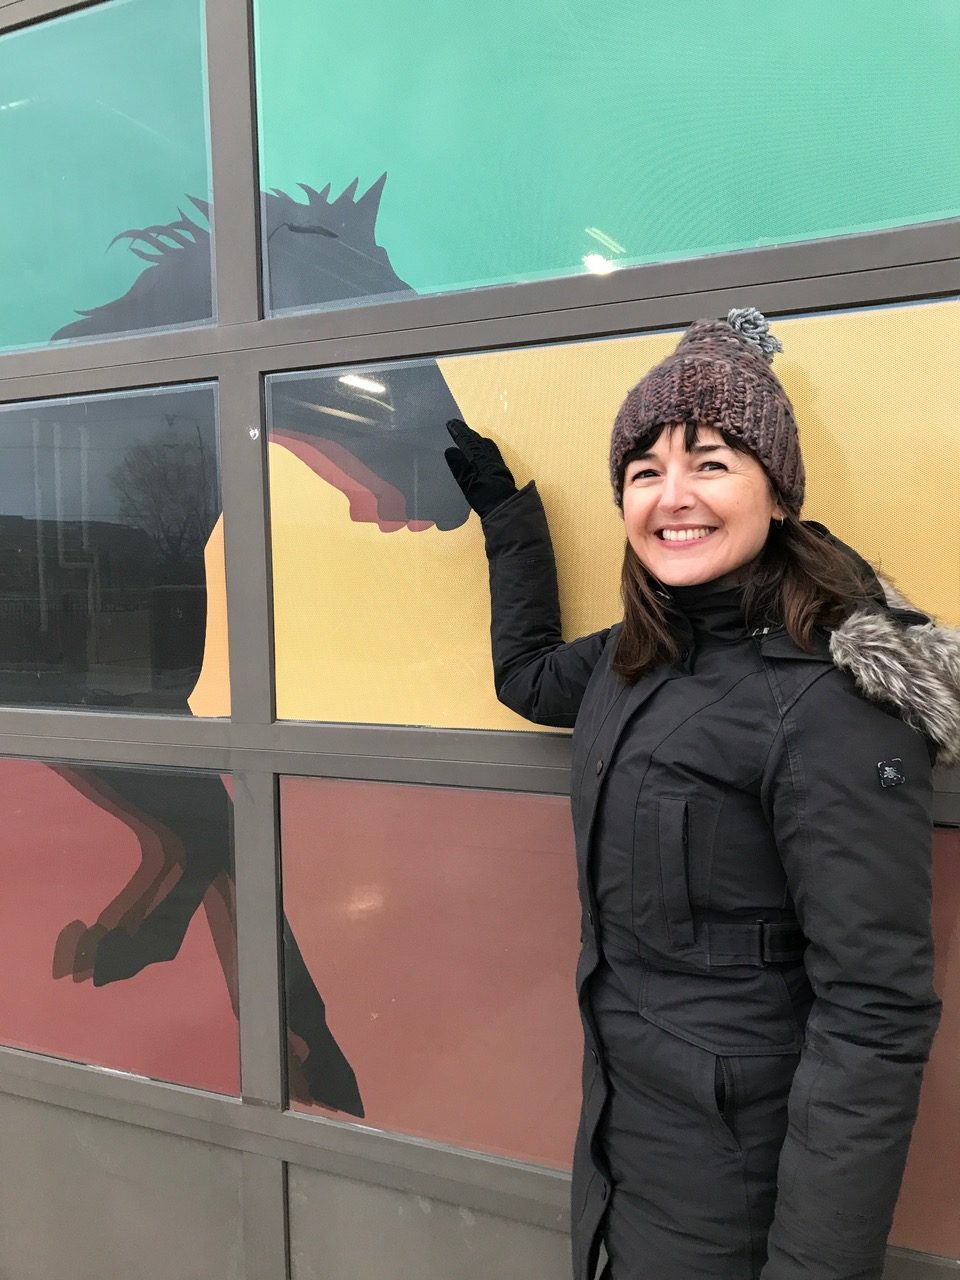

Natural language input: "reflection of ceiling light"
[582,253,618,275]
[585,226,626,254]
[343,887,385,918]
[288,398,377,424]
[339,374,386,395]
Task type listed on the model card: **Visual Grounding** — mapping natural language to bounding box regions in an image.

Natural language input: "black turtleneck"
[666,578,753,649]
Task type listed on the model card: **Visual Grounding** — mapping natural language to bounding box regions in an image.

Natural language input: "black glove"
[444,419,519,518]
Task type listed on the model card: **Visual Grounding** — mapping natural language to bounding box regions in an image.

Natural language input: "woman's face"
[621,424,784,587]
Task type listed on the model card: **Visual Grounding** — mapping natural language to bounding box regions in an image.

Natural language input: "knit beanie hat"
[609,307,805,511]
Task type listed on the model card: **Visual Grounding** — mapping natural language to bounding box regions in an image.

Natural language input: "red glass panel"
[281,777,581,1167]
[0,759,239,1094]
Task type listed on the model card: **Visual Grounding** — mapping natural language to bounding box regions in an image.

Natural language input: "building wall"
[0,1,958,1277]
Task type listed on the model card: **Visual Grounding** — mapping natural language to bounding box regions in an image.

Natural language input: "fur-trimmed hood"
[830,582,960,767]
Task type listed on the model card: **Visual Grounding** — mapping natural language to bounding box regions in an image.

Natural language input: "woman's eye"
[628,468,657,482]
[699,461,727,472]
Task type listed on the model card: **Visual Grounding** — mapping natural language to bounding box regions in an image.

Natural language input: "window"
[0,759,238,1094]
[255,0,960,315]
[0,0,213,352]
[281,777,579,1166]
[262,300,960,727]
[0,384,221,712]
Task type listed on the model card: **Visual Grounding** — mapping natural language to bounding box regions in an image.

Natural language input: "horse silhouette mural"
[40,175,470,1115]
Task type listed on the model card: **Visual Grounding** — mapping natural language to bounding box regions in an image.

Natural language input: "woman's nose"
[660,469,694,510]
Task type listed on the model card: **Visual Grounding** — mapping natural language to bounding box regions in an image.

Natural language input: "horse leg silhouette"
[50,765,364,1114]
[284,919,363,1116]
[51,765,190,983]
[202,869,239,1019]
[50,768,232,986]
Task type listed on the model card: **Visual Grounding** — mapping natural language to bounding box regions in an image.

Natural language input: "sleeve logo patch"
[878,759,906,788]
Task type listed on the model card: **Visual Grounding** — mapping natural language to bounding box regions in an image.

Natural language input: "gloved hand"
[444,419,519,518]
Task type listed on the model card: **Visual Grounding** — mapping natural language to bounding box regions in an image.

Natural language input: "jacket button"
[591,1049,599,1063]
[600,1182,608,1201]
[595,759,604,774]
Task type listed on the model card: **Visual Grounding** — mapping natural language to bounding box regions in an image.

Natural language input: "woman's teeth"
[658,527,715,542]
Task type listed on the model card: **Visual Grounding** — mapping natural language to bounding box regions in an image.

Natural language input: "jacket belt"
[700,919,807,967]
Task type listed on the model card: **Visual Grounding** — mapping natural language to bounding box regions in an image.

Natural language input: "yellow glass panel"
[190,298,959,727]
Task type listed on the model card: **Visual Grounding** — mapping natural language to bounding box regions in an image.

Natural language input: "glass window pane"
[254,0,960,315]
[280,778,580,1167]
[0,759,238,1095]
[264,298,960,727]
[0,384,222,713]
[0,0,213,352]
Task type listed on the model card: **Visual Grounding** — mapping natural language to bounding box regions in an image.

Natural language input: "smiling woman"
[444,307,960,1280]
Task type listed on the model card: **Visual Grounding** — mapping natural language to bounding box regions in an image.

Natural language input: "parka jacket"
[480,482,958,1280]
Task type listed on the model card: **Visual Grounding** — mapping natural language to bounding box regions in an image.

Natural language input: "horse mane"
[51,174,413,341]
[51,199,213,341]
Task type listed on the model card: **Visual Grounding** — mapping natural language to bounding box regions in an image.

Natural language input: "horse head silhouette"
[53,175,469,533]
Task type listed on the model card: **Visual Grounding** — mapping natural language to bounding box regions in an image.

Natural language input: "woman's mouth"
[655,526,718,545]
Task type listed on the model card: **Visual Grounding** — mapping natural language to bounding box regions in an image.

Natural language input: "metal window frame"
[1,0,959,1275]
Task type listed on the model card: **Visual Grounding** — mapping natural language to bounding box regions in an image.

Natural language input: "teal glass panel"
[254,0,960,314]
[0,0,212,352]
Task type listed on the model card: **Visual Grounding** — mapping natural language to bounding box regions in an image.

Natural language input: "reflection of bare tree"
[110,415,218,580]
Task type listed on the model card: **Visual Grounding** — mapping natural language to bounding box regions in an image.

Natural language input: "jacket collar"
[666,579,751,646]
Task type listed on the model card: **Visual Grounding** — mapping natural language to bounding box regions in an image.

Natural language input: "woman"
[444,309,959,1280]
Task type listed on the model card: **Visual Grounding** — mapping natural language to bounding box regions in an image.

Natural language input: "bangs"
[619,420,755,480]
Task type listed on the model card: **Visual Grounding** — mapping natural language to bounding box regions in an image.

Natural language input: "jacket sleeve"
[760,672,942,1280]
[479,481,611,727]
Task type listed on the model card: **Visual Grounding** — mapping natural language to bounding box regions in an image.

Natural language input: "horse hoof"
[52,920,87,978]
[92,926,179,983]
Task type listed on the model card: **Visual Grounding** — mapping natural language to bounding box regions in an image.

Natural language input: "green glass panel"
[254,0,960,312]
[0,0,212,351]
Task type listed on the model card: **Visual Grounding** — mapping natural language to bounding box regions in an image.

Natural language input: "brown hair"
[611,423,875,682]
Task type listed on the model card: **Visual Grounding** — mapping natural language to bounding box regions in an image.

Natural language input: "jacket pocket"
[712,1055,741,1152]
[656,797,696,947]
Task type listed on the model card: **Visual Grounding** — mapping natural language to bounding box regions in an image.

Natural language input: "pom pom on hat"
[726,306,783,363]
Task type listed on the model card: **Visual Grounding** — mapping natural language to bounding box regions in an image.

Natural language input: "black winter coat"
[480,483,956,1280]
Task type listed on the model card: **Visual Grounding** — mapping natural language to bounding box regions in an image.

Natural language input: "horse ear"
[351,173,388,238]
[334,177,360,206]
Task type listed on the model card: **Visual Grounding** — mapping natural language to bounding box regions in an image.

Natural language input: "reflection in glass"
[0,0,213,352]
[0,758,238,1095]
[267,362,469,533]
[0,385,219,711]
[280,777,581,1165]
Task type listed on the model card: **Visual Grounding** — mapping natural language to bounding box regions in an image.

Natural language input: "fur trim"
[830,601,960,767]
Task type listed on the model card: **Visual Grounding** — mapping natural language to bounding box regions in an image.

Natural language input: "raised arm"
[445,421,611,727]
